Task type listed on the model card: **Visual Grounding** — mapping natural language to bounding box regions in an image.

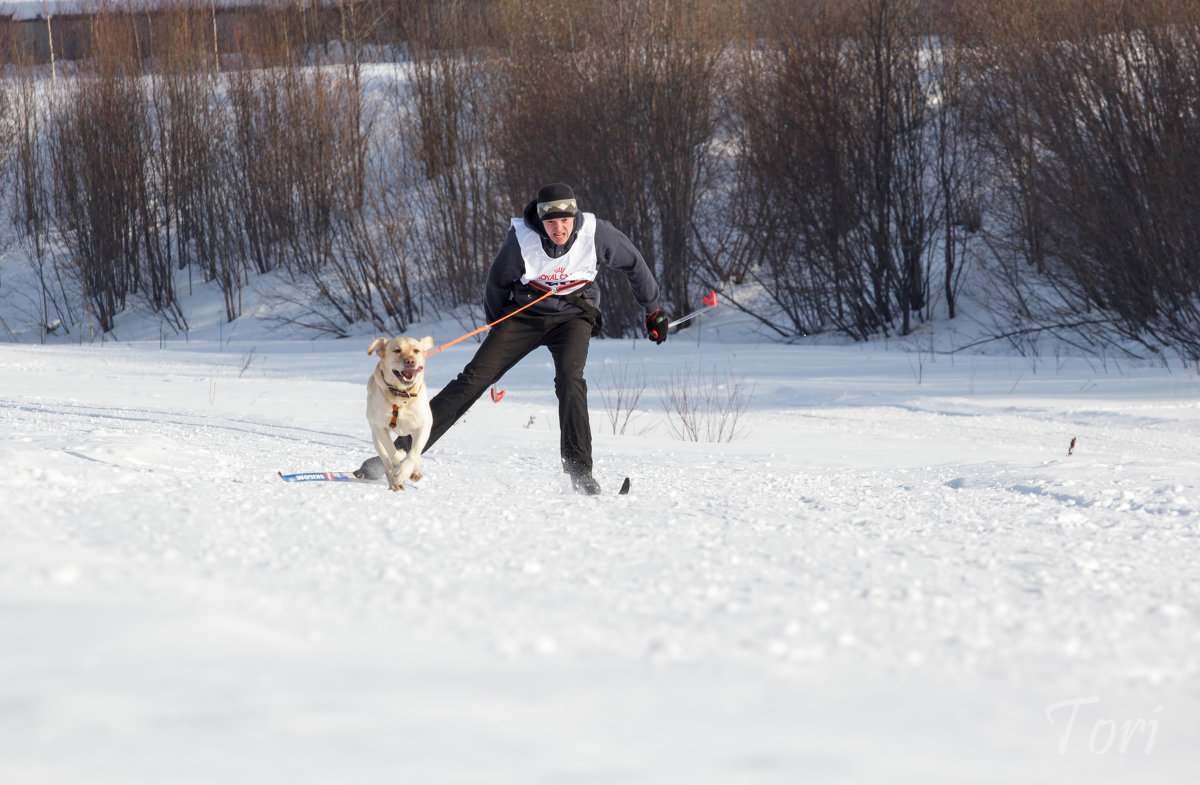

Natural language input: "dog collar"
[379,367,421,399]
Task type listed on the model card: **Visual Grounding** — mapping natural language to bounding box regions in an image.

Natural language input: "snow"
[2,274,1199,783]
[4,0,1196,776]
[0,1,77,21]
[0,1,261,20]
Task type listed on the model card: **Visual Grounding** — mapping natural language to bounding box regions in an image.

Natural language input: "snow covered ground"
[2,286,1199,784]
[0,0,257,20]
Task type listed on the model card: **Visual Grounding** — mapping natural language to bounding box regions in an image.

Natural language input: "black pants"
[422,311,595,475]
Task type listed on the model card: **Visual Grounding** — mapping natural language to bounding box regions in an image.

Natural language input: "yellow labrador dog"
[366,336,434,491]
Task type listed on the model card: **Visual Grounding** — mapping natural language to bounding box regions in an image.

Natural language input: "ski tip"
[618,477,631,495]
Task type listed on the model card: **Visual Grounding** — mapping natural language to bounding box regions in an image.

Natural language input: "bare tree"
[225,22,294,278]
[148,2,239,321]
[638,0,731,326]
[736,0,964,340]
[658,360,753,443]
[4,39,79,340]
[596,354,649,436]
[971,0,1200,358]
[924,12,982,320]
[735,0,871,338]
[401,1,507,314]
[48,7,178,334]
[852,0,934,335]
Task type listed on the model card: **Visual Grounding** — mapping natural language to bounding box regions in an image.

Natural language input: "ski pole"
[666,289,718,330]
[428,287,556,357]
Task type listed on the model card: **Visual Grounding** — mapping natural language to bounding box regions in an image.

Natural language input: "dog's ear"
[419,336,434,352]
[368,337,387,357]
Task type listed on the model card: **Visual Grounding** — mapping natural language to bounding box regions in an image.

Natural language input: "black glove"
[646,309,669,344]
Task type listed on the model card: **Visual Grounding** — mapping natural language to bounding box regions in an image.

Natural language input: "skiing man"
[356,183,670,494]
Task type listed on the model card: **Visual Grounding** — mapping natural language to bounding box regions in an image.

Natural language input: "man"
[356,183,670,494]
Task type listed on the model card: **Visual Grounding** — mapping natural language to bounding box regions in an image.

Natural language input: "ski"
[277,470,419,490]
[279,470,622,493]
[278,470,372,483]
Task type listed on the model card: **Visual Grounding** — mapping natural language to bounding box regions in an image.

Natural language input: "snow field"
[2,337,1198,783]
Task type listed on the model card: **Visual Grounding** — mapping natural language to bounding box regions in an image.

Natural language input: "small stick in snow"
[1068,437,1076,456]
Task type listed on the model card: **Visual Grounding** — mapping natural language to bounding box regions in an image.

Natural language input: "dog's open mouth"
[392,366,423,384]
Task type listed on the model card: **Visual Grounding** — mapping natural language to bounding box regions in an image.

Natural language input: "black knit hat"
[534,183,578,221]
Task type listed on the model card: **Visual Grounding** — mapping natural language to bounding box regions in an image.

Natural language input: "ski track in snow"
[2,340,1199,783]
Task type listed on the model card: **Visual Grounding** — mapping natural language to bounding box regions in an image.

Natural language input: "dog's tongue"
[401,367,422,382]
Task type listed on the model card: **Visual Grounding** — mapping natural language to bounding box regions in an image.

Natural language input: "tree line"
[1,0,1199,359]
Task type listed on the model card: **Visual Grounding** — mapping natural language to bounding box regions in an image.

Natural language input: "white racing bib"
[513,213,598,295]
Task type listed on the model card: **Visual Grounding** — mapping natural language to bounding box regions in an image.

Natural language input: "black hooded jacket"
[482,200,661,324]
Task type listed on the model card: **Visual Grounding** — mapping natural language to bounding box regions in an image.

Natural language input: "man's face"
[542,216,575,246]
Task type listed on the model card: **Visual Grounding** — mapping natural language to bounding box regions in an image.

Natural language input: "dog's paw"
[410,468,423,482]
